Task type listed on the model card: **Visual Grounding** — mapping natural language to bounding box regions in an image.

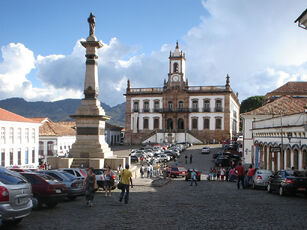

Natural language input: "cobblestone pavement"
[9,145,307,230]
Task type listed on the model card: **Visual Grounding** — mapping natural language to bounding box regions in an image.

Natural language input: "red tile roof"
[241,96,307,116]
[39,120,76,136]
[0,107,39,123]
[265,82,307,99]
[29,117,49,123]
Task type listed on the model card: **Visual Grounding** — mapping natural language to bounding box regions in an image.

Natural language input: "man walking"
[235,162,245,189]
[185,155,188,164]
[190,154,193,164]
[190,169,197,186]
[119,164,133,204]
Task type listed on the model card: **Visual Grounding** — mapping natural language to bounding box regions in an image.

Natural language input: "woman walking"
[83,167,97,207]
[104,166,114,197]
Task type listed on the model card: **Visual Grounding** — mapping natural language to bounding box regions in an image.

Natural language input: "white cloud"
[1,0,307,106]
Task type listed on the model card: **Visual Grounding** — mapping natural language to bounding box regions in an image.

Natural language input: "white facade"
[0,120,40,168]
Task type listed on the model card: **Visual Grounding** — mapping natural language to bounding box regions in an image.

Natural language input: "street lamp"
[295,8,307,30]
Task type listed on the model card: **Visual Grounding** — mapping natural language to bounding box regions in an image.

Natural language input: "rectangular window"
[133,101,139,112]
[154,118,159,129]
[215,100,223,112]
[18,149,21,165]
[168,101,173,111]
[31,128,35,143]
[204,118,210,129]
[143,118,149,129]
[204,100,210,112]
[192,101,198,112]
[216,118,222,130]
[32,149,35,164]
[192,118,198,129]
[25,148,29,164]
[9,149,13,165]
[25,128,29,143]
[9,127,14,144]
[154,101,160,112]
[143,101,149,112]
[17,128,22,144]
[1,128,5,144]
[1,149,5,166]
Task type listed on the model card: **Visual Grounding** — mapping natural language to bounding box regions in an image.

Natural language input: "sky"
[0,0,307,107]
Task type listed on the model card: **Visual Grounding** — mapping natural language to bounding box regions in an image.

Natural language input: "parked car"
[185,169,201,181]
[131,155,139,163]
[38,170,84,200]
[167,166,187,178]
[9,168,33,173]
[59,168,86,180]
[250,169,273,189]
[201,147,210,154]
[0,167,33,226]
[20,172,67,208]
[215,156,231,167]
[267,170,307,196]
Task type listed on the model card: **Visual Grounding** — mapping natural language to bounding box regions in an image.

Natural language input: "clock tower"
[167,41,186,87]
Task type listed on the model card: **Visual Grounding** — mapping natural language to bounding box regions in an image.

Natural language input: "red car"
[167,166,187,178]
[20,172,67,209]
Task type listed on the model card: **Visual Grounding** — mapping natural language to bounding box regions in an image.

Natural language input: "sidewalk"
[133,176,170,187]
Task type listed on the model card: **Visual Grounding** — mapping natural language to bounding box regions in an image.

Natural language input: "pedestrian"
[229,168,236,182]
[140,165,144,178]
[117,164,122,174]
[216,167,220,181]
[212,168,217,180]
[185,155,188,164]
[149,164,153,178]
[246,164,256,187]
[104,166,114,197]
[225,167,230,182]
[190,154,193,164]
[190,169,197,186]
[83,167,97,207]
[235,163,245,189]
[119,164,133,204]
[220,168,225,181]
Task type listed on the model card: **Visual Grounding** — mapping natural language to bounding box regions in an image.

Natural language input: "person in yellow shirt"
[119,164,133,204]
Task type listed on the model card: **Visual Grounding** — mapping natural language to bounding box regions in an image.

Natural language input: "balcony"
[191,108,199,112]
[215,107,223,112]
[143,108,150,113]
[203,108,211,112]
[133,108,139,112]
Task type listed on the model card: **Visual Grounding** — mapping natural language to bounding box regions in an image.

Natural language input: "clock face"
[172,75,179,82]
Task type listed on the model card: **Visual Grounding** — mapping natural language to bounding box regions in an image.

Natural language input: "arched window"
[178,118,184,130]
[167,118,173,130]
[173,63,179,73]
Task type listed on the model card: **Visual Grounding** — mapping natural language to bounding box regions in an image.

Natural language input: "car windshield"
[38,173,60,183]
[0,170,27,185]
[60,171,76,180]
[286,171,307,177]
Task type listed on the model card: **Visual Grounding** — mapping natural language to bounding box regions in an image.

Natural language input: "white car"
[201,147,210,154]
[159,154,170,162]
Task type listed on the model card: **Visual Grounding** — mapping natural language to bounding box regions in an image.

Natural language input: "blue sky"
[0,0,307,106]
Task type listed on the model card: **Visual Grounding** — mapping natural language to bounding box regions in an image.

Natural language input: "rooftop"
[241,96,307,116]
[0,107,40,123]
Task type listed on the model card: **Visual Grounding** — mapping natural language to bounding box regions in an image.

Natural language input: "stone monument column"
[69,13,113,168]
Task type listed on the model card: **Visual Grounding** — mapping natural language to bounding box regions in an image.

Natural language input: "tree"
[240,96,264,114]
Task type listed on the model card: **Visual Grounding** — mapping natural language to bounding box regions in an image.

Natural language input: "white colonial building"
[124,42,240,144]
[241,82,307,171]
[0,108,40,168]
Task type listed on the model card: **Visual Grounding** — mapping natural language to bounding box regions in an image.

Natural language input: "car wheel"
[267,184,272,193]
[279,187,284,196]
[46,202,58,209]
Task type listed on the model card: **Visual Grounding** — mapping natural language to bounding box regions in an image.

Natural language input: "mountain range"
[0,98,126,127]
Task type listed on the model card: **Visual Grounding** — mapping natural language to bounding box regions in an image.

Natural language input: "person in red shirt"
[246,165,256,187]
[235,162,245,189]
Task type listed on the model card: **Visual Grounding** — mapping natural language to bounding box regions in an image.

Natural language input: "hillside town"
[0,4,306,230]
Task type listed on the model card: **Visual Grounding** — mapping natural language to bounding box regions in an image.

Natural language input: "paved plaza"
[8,145,307,230]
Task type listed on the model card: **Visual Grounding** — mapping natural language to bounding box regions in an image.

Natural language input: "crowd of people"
[207,163,257,189]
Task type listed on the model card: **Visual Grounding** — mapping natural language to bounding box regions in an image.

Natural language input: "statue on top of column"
[88,13,96,36]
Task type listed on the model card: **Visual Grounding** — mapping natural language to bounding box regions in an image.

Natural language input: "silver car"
[0,167,33,225]
[251,169,273,189]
